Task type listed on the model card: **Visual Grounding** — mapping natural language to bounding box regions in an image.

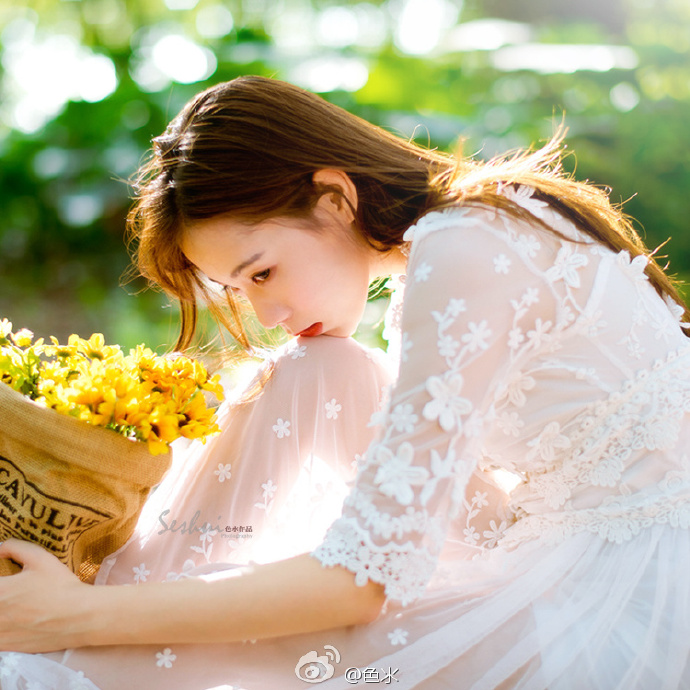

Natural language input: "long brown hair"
[128,75,689,354]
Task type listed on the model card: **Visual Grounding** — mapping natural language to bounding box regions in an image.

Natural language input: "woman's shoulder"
[404,185,588,246]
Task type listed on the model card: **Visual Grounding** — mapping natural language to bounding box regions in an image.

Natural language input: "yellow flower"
[11,328,34,347]
[0,319,12,336]
[1,326,223,456]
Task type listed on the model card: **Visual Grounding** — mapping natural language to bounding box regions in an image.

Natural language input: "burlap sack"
[0,382,171,582]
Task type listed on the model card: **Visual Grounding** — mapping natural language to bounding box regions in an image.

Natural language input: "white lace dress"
[3,188,690,689]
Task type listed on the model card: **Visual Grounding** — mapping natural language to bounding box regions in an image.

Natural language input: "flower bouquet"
[0,320,223,581]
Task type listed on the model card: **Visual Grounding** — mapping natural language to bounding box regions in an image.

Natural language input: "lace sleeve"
[312,205,557,604]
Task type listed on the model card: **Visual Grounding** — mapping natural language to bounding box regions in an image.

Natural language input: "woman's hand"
[0,539,98,653]
[0,544,384,652]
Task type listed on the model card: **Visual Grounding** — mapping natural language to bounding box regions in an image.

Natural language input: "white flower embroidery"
[461,320,492,352]
[272,418,291,438]
[388,628,409,645]
[199,523,218,544]
[325,398,342,420]
[497,411,524,436]
[403,207,481,242]
[483,519,508,548]
[508,327,525,350]
[374,442,430,505]
[501,184,550,218]
[68,672,94,690]
[166,559,197,582]
[133,563,150,583]
[493,253,511,274]
[262,479,277,500]
[389,403,419,434]
[414,261,432,282]
[526,318,552,349]
[617,250,648,283]
[290,344,307,359]
[448,298,467,317]
[423,373,474,433]
[527,422,571,464]
[501,372,536,407]
[420,447,459,506]
[255,479,278,512]
[546,244,589,288]
[438,333,460,358]
[155,648,177,669]
[401,332,413,362]
[213,463,232,482]
[517,234,541,258]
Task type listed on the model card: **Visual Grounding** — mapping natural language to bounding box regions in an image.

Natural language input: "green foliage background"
[0,0,688,353]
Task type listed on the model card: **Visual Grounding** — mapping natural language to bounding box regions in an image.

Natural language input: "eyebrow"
[231,252,264,278]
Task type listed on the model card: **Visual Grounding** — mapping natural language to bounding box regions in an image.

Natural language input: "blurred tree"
[0,0,688,352]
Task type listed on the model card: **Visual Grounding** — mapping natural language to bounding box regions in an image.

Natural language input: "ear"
[312,169,358,224]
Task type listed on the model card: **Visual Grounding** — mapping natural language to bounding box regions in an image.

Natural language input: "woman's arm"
[0,539,384,653]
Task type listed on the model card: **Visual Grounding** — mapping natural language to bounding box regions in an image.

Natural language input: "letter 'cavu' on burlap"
[0,383,171,581]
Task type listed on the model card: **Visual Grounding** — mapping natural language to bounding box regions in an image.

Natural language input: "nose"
[252,299,292,331]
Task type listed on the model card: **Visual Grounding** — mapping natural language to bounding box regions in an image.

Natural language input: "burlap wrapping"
[0,382,171,582]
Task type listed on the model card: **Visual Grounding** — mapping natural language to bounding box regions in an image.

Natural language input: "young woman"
[0,74,689,689]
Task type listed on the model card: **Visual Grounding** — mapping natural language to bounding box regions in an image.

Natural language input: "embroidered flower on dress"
[493,253,512,274]
[508,327,525,351]
[500,184,550,218]
[155,648,177,669]
[388,628,409,645]
[403,207,481,243]
[68,671,94,690]
[214,463,232,482]
[272,418,291,438]
[423,373,474,433]
[497,411,524,436]
[255,479,278,512]
[617,250,649,283]
[526,319,552,350]
[500,371,536,407]
[373,442,430,505]
[401,333,413,362]
[527,422,571,466]
[545,244,589,288]
[414,262,432,282]
[389,403,419,434]
[516,234,541,258]
[419,447,459,506]
[325,398,342,420]
[438,333,460,358]
[461,320,492,352]
[290,344,307,359]
[483,520,508,548]
[199,523,218,544]
[133,563,150,583]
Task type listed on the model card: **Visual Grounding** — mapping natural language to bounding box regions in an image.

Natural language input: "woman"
[0,75,689,689]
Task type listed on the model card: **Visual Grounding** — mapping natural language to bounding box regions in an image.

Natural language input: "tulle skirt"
[1,522,689,690]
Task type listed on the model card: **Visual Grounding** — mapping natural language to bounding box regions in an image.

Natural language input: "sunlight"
[393,0,461,55]
[491,43,639,74]
[1,17,117,133]
[290,56,369,93]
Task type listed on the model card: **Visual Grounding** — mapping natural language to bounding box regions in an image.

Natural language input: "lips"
[297,322,323,337]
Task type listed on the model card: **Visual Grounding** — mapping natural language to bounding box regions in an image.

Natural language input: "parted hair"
[128,75,689,352]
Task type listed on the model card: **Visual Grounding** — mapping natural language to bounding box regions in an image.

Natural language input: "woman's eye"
[252,269,271,284]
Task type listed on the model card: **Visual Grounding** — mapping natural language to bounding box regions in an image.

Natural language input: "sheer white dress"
[2,186,690,689]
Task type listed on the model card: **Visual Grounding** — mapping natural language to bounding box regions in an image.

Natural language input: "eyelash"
[251,269,271,284]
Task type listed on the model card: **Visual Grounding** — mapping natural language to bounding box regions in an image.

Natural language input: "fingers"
[0,538,61,572]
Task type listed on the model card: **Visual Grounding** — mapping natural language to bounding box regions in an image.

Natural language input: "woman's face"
[181,211,378,338]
